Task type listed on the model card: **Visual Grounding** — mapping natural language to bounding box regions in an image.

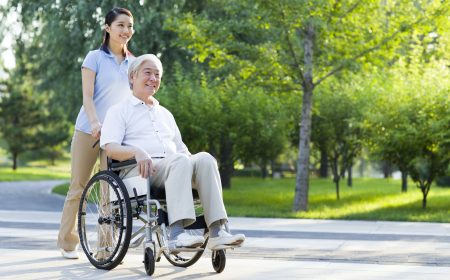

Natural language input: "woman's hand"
[91,122,102,140]
[135,148,155,178]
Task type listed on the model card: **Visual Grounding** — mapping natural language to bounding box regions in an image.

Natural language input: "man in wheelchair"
[100,54,245,251]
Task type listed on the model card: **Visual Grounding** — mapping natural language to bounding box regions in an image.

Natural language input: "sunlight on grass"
[224,177,450,222]
[0,160,70,181]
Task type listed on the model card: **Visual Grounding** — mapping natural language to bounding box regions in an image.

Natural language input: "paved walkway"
[1,180,450,279]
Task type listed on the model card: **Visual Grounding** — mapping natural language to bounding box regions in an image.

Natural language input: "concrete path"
[1,180,450,279]
[0,180,67,211]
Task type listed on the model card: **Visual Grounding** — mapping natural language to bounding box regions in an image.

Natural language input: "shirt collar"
[129,94,159,108]
[102,48,131,62]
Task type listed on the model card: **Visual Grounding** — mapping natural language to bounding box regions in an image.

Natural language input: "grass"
[50,176,450,223]
[0,160,71,181]
[224,177,450,222]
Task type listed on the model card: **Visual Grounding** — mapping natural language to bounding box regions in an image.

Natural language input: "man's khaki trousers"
[123,152,228,228]
[57,130,106,251]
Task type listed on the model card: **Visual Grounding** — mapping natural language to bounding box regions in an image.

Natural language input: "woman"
[58,7,135,259]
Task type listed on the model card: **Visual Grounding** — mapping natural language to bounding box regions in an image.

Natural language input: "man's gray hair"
[128,54,163,89]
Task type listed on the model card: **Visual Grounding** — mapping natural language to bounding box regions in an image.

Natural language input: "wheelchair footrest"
[169,247,205,254]
[210,244,242,251]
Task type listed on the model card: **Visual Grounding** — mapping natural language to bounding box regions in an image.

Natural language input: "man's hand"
[135,148,155,178]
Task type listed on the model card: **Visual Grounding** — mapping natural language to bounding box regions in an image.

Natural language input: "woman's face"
[106,14,134,46]
[132,60,162,100]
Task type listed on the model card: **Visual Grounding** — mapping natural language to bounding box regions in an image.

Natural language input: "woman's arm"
[81,67,101,139]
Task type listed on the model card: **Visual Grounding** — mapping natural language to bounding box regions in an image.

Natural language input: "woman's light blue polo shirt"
[74,49,135,134]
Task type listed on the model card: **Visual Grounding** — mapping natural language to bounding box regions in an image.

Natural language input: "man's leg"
[152,154,204,248]
[58,131,99,252]
[191,152,227,226]
[191,152,245,249]
[152,154,196,227]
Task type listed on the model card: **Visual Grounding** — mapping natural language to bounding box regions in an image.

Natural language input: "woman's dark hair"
[100,7,133,55]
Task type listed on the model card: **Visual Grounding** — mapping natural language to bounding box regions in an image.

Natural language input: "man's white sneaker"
[207,229,245,250]
[60,249,79,259]
[168,232,205,250]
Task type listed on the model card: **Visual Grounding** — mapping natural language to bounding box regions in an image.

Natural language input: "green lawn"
[51,176,450,223]
[0,160,70,181]
[224,177,450,222]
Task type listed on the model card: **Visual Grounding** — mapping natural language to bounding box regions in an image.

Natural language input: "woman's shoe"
[60,249,79,259]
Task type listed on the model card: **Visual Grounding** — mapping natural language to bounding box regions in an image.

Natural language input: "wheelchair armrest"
[108,158,137,170]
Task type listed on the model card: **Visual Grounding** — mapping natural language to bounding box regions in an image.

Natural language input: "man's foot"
[168,232,205,250]
[207,229,245,250]
[60,248,79,259]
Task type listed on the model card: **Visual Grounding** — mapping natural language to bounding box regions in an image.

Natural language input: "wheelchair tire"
[212,249,226,273]
[156,229,206,268]
[78,171,132,270]
[144,247,155,276]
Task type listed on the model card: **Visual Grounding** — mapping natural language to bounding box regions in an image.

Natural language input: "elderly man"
[100,54,245,250]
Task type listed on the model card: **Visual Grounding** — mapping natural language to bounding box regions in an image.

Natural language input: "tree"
[365,56,450,207]
[165,0,449,211]
[312,79,364,199]
[0,78,44,169]
[159,64,290,187]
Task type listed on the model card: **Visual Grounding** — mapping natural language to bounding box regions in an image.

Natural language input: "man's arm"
[105,143,155,178]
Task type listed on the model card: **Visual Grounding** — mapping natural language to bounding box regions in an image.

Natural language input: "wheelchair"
[77,158,229,276]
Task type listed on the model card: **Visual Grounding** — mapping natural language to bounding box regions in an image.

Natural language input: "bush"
[436,176,450,187]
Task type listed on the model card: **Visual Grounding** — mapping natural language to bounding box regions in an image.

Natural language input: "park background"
[1,0,450,222]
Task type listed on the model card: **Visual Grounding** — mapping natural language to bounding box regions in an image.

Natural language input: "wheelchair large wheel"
[78,171,132,270]
[156,229,206,268]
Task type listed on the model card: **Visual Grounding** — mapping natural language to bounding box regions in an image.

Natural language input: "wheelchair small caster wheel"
[212,249,226,273]
[144,247,155,276]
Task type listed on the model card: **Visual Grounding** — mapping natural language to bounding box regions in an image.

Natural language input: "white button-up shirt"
[100,95,190,158]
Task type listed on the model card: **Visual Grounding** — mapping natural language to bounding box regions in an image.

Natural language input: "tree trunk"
[422,189,427,209]
[12,152,18,170]
[359,157,365,177]
[293,23,315,212]
[331,156,340,200]
[383,161,392,178]
[420,183,430,209]
[319,148,328,178]
[335,176,340,200]
[261,165,268,179]
[347,165,353,187]
[219,135,233,189]
[401,171,408,192]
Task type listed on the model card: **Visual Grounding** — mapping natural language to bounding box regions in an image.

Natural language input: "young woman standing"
[58,7,135,259]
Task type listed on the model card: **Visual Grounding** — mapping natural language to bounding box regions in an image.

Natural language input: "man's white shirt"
[100,95,190,158]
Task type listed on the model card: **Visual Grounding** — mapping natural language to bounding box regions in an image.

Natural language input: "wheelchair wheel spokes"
[78,171,132,270]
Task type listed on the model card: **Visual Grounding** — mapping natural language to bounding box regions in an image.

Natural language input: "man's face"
[131,60,161,99]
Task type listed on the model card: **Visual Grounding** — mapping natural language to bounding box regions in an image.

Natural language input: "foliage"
[0,78,45,169]
[158,63,291,184]
[166,0,450,211]
[365,58,450,208]
[311,76,366,199]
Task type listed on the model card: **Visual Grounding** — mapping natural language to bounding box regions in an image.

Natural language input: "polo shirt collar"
[129,95,159,107]
[102,48,132,62]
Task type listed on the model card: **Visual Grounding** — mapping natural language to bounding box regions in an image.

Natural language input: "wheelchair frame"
[77,158,228,276]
